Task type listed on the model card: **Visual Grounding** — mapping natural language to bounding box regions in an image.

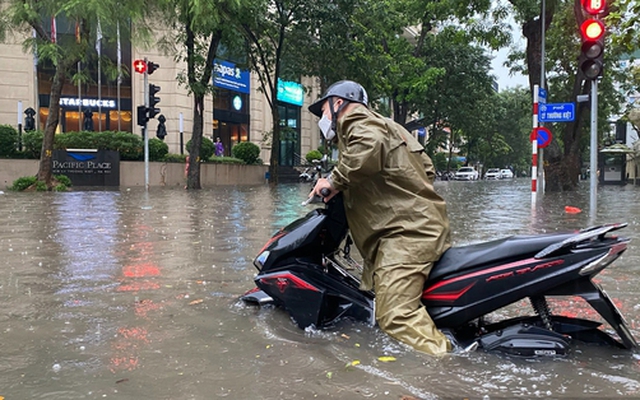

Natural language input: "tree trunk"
[269,104,280,184]
[187,95,205,189]
[37,60,70,189]
[545,0,590,191]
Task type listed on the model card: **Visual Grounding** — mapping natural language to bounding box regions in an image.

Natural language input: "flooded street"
[1,179,640,399]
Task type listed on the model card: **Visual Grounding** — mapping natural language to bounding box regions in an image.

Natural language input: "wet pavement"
[1,179,639,399]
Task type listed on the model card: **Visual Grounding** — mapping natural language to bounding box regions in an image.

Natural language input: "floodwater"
[1,179,639,400]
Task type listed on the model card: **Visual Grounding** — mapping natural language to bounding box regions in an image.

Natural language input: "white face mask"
[318,114,335,141]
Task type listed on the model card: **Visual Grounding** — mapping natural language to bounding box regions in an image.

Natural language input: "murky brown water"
[1,180,639,399]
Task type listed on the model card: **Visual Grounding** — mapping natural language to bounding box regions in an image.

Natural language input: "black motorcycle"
[241,193,638,357]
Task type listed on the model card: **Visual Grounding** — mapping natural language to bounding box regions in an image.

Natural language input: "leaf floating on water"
[345,360,360,369]
[341,333,350,339]
[115,378,129,384]
[326,371,333,379]
[188,299,204,305]
[377,356,396,362]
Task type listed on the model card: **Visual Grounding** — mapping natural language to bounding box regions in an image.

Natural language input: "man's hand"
[310,177,339,202]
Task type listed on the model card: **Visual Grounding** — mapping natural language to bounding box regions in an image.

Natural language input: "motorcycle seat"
[430,232,576,282]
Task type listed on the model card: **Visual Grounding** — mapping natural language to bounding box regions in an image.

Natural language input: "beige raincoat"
[328,105,452,355]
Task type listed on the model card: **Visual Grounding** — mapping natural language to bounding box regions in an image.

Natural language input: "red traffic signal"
[582,0,605,15]
[580,19,604,41]
[133,59,147,74]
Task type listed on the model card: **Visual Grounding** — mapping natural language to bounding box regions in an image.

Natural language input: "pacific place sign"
[52,149,120,186]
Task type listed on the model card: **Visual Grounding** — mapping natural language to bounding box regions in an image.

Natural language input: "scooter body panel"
[242,198,639,354]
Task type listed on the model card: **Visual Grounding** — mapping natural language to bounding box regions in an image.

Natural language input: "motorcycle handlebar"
[301,188,332,206]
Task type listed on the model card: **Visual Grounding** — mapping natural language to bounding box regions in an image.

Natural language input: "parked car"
[500,169,514,179]
[484,168,501,180]
[454,167,479,181]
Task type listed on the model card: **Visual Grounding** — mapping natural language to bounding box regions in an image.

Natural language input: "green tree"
[156,0,240,189]
[0,0,152,189]
[506,0,639,191]
[237,0,312,183]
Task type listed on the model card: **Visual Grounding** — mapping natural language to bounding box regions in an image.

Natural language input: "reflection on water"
[0,180,639,399]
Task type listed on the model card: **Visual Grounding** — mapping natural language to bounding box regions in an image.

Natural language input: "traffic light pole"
[143,57,149,190]
[589,79,598,220]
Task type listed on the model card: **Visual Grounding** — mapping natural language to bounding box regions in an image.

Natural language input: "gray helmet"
[308,80,369,117]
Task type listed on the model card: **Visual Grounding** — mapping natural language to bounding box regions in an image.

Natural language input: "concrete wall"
[0,159,268,188]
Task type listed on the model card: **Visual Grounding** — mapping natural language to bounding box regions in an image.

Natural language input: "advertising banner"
[213,59,250,94]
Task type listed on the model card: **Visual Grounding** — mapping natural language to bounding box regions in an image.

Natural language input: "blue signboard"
[277,79,304,106]
[539,102,575,123]
[417,127,426,137]
[538,87,547,104]
[213,59,250,94]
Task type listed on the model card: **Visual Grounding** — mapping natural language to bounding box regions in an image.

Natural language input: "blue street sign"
[539,102,575,123]
[538,87,547,104]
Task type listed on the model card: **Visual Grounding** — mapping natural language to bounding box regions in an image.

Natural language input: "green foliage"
[232,141,261,164]
[148,138,169,161]
[0,124,18,157]
[9,176,37,191]
[305,150,323,164]
[53,131,143,160]
[34,180,47,191]
[163,153,189,163]
[54,174,72,187]
[187,137,215,161]
[207,156,245,164]
[9,174,72,192]
[431,152,448,172]
[21,130,44,159]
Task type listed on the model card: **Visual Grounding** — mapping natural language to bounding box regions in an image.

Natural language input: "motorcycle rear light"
[579,242,627,276]
[254,251,270,270]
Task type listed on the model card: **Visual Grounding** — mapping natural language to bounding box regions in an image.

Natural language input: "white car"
[500,169,514,179]
[484,168,501,180]
[455,167,479,181]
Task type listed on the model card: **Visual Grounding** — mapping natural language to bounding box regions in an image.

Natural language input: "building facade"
[0,23,323,166]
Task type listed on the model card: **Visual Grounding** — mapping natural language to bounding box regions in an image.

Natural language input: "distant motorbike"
[242,193,638,357]
[299,157,326,183]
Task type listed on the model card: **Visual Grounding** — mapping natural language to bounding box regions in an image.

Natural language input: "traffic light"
[137,105,148,126]
[579,0,606,80]
[147,61,159,75]
[133,59,147,74]
[148,84,161,119]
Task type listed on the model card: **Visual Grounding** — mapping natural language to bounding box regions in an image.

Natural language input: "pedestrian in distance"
[308,80,463,356]
[214,137,224,157]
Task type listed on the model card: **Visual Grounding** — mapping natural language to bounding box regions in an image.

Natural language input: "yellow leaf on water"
[326,371,333,379]
[188,299,204,305]
[345,360,360,368]
[378,356,397,362]
[341,333,350,339]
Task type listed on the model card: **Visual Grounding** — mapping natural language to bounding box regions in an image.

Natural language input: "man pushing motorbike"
[309,80,474,355]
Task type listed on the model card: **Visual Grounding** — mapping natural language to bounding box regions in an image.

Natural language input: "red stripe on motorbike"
[258,230,287,254]
[260,272,320,292]
[424,257,538,294]
[422,282,475,301]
